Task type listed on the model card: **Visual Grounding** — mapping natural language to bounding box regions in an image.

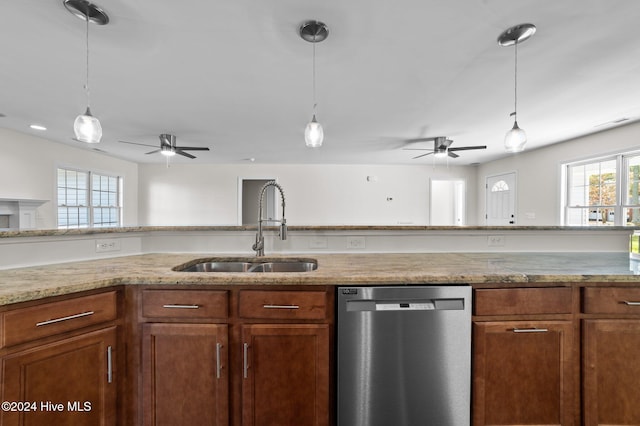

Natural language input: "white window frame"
[57,167,123,229]
[562,150,640,226]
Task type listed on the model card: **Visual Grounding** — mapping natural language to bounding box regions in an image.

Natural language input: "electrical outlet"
[346,236,366,249]
[95,239,121,253]
[487,235,505,247]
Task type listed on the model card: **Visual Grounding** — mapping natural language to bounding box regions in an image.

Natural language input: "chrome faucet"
[252,181,287,256]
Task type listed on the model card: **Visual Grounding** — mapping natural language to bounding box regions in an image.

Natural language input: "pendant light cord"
[312,31,317,114]
[85,9,91,109]
[513,41,518,121]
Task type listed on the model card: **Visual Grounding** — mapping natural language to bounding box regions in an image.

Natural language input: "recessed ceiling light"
[30,124,47,131]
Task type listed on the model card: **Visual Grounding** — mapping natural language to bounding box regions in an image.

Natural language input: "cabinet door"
[1,326,117,426]
[583,319,640,426]
[241,324,329,426]
[142,323,228,426]
[473,321,575,426]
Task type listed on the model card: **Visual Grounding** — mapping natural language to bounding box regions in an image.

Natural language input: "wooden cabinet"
[142,323,228,426]
[137,287,332,426]
[140,290,229,426]
[473,287,576,426]
[582,287,640,426]
[0,290,120,426]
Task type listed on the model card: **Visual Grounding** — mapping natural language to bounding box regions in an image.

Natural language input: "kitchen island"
[0,251,638,306]
[0,251,639,426]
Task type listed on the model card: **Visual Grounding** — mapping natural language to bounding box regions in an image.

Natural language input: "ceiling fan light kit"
[498,23,536,153]
[65,0,108,144]
[300,20,328,148]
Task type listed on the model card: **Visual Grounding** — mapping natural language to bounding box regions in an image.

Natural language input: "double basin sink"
[174,257,318,273]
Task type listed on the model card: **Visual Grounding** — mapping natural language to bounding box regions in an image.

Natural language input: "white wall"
[138,163,479,226]
[0,128,139,228]
[476,121,640,225]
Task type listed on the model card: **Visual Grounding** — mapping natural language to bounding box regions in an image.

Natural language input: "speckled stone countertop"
[0,225,636,238]
[0,252,638,307]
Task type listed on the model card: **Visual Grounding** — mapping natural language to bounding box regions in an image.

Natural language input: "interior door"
[430,179,466,225]
[486,172,516,225]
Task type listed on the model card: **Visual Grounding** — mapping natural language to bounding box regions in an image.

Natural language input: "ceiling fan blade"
[448,145,487,151]
[406,137,438,143]
[402,148,433,151]
[448,151,460,158]
[145,149,161,155]
[175,149,196,159]
[412,152,435,159]
[176,146,210,151]
[119,140,157,148]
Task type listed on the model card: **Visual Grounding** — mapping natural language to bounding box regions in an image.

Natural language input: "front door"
[486,172,516,225]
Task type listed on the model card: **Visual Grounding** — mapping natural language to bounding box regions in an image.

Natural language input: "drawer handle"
[263,304,299,310]
[513,327,548,333]
[622,300,640,306]
[36,311,95,327]
[216,343,223,379]
[162,304,200,309]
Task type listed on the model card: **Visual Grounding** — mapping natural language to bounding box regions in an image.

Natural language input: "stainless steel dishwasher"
[337,285,471,426]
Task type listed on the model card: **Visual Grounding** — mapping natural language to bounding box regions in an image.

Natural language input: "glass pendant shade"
[73,107,102,143]
[304,115,324,148]
[504,120,527,153]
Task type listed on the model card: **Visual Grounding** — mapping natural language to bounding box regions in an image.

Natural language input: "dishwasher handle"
[346,298,465,312]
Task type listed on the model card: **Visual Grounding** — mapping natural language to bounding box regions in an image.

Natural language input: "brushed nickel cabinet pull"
[263,304,299,310]
[243,343,249,379]
[622,300,640,306]
[107,346,113,384]
[36,310,95,327]
[513,327,548,333]
[216,343,222,379]
[162,304,200,309]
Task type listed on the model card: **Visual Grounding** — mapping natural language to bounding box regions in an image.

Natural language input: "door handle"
[215,343,223,379]
[243,343,249,379]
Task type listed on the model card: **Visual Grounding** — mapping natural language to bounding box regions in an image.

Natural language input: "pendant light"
[300,20,328,148]
[64,0,109,144]
[498,23,536,153]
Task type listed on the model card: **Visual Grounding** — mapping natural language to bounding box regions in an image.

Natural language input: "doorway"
[486,172,516,225]
[430,179,466,226]
[239,178,276,225]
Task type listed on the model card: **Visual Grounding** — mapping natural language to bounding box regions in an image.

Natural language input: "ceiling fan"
[119,134,210,159]
[403,136,486,159]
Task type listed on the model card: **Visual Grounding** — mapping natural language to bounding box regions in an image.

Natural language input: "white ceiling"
[2,0,640,165]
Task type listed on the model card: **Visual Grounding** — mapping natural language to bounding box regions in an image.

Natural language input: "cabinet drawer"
[474,287,573,316]
[239,290,327,320]
[142,290,228,319]
[2,291,117,348]
[583,287,640,314]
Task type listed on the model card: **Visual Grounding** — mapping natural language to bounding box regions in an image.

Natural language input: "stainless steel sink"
[174,258,317,273]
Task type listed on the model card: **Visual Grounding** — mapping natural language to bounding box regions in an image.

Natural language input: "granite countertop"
[1,225,636,239]
[0,252,638,307]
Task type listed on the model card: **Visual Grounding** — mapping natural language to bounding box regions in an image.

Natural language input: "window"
[563,151,640,226]
[491,180,509,192]
[57,168,122,229]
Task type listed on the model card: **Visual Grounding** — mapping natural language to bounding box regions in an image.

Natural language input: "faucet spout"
[253,181,287,257]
